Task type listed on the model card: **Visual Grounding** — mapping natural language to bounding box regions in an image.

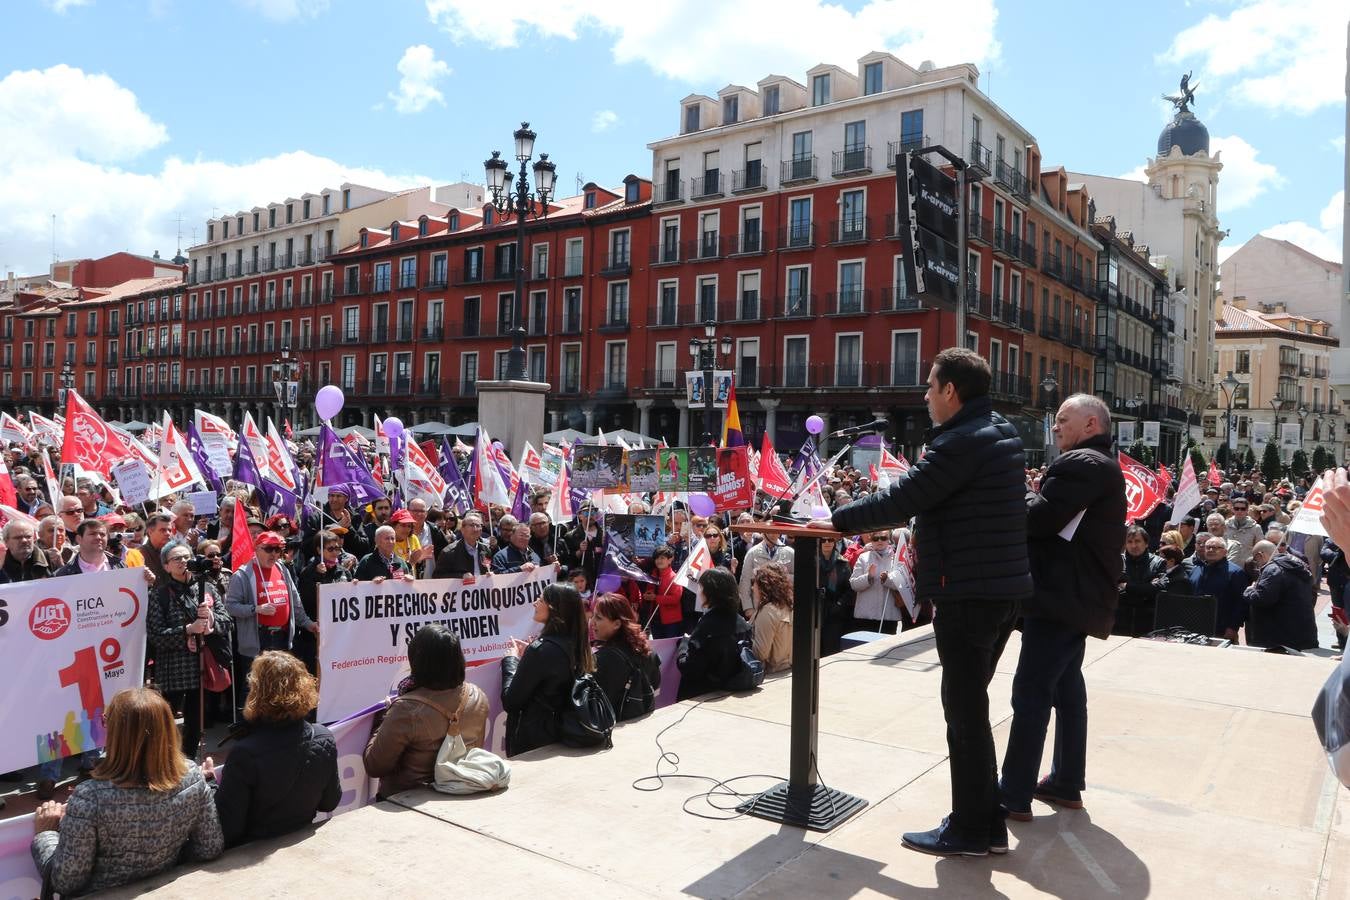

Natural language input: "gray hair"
[2,519,36,540]
[1063,393,1111,429]
[38,514,60,532]
[375,524,396,541]
[172,499,195,516]
[160,539,191,563]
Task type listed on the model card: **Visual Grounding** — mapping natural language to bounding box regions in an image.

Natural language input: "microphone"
[829,419,889,439]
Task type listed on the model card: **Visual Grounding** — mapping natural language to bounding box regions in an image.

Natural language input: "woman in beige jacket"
[363,624,489,798]
[751,562,794,674]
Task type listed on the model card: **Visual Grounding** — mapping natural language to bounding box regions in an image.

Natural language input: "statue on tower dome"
[1163,71,1198,114]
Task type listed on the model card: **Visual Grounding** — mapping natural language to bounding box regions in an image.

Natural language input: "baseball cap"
[255,530,286,549]
[391,509,415,525]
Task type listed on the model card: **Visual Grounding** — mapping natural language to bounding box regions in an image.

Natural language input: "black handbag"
[558,672,616,749]
[615,648,658,720]
[725,638,765,692]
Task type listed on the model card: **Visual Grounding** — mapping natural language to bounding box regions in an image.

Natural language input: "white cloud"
[1116,164,1148,182]
[42,0,92,12]
[1251,189,1345,264]
[0,65,429,275]
[591,109,617,133]
[425,0,1000,86]
[235,0,329,22]
[1333,135,1346,152]
[1211,134,1283,211]
[388,45,452,114]
[1162,0,1346,114]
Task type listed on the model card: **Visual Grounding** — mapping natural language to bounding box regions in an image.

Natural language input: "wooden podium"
[728,522,867,831]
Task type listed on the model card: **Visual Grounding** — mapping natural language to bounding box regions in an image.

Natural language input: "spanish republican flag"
[720,379,745,447]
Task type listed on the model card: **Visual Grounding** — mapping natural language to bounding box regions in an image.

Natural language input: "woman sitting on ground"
[30,688,223,896]
[206,652,340,847]
[501,583,593,757]
[592,593,662,721]
[751,562,793,674]
[363,624,489,798]
[677,568,752,700]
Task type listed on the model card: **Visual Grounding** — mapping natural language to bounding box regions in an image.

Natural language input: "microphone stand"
[766,439,862,523]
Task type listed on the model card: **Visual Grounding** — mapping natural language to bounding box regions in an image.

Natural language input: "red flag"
[1155,462,1172,494]
[0,454,16,508]
[868,462,881,483]
[61,388,133,478]
[880,446,911,475]
[756,433,792,495]
[230,497,256,570]
[284,419,293,440]
[1207,461,1222,487]
[1119,451,1162,524]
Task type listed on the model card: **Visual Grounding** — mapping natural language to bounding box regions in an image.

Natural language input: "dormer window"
[812,73,830,106]
[763,85,780,115]
[625,180,639,204]
[863,61,883,95]
[418,217,428,237]
[484,208,494,225]
[684,104,700,133]
[391,224,400,241]
[448,212,459,231]
[359,232,368,248]
[584,192,597,209]
[723,96,738,125]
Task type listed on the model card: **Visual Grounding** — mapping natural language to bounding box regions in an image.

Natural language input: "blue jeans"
[1000,616,1088,810]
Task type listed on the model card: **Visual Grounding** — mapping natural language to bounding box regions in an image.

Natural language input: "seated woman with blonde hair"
[206,651,340,847]
[364,624,490,797]
[30,688,222,896]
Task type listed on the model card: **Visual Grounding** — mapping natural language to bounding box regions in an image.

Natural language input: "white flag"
[673,537,713,589]
[0,412,32,446]
[151,412,205,498]
[265,417,300,492]
[1291,475,1329,538]
[402,438,447,509]
[1166,455,1202,526]
[239,412,271,475]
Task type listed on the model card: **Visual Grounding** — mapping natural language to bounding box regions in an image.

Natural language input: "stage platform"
[107,627,1348,899]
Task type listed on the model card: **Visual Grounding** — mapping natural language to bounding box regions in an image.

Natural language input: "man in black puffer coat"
[1243,541,1318,650]
[1000,394,1125,823]
[831,347,1030,858]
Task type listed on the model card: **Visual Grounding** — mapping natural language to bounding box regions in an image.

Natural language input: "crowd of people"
[4,346,1347,889]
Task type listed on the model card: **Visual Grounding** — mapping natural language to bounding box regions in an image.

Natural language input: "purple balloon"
[688,493,716,517]
[315,384,345,421]
[805,415,825,435]
[383,416,404,440]
[493,440,504,451]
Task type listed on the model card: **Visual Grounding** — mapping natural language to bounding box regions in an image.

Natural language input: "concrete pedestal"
[475,380,549,459]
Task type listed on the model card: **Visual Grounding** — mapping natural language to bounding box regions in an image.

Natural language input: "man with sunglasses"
[297,529,353,674]
[225,530,317,716]
[827,347,1030,858]
[1224,498,1262,566]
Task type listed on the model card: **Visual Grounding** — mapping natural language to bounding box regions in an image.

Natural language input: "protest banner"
[627,448,659,492]
[0,569,147,776]
[186,490,219,516]
[713,446,754,510]
[686,447,718,493]
[111,458,151,508]
[571,445,625,490]
[318,565,557,722]
[657,448,689,491]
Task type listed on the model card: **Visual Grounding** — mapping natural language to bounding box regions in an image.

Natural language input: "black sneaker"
[901,817,989,858]
[1033,777,1083,810]
[989,809,1009,855]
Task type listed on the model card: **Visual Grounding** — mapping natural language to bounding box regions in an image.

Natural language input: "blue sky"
[0,0,1343,276]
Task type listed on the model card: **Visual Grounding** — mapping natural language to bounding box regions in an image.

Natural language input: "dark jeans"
[164,687,203,760]
[1000,615,1088,810]
[932,597,1016,841]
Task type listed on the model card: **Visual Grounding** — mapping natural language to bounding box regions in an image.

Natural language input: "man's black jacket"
[1023,432,1126,639]
[831,395,1031,605]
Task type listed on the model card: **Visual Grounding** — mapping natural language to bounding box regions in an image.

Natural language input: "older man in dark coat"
[830,347,1030,858]
[1000,394,1125,822]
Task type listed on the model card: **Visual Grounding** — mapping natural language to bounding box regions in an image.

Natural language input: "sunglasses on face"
[203,553,222,559]
[323,543,342,551]
[258,547,282,554]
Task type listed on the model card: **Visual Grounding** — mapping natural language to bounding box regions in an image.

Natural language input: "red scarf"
[254,563,291,628]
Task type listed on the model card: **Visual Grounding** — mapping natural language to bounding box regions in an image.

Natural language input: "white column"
[675,400,690,446]
[635,399,654,438]
[582,405,596,435]
[758,398,780,444]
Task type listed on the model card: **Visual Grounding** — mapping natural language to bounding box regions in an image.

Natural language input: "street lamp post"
[1297,404,1310,448]
[484,123,557,382]
[273,344,300,427]
[1269,397,1285,460]
[1219,370,1240,467]
[1039,373,1059,462]
[689,319,733,444]
[58,360,74,410]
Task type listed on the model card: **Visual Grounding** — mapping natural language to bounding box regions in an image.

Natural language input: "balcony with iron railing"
[593,369,629,395]
[650,241,681,266]
[885,135,929,166]
[452,267,484,286]
[878,286,927,313]
[731,166,766,193]
[829,216,869,244]
[600,303,630,331]
[424,272,449,290]
[778,223,815,251]
[728,230,768,255]
[993,159,1030,198]
[690,171,724,200]
[600,251,632,277]
[831,146,872,177]
[781,155,818,184]
[563,253,585,277]
[1040,316,1063,340]
[657,180,684,204]
[826,289,871,316]
[687,234,726,260]
[968,140,992,176]
[964,286,992,319]
[967,213,994,245]
[775,292,814,319]
[1042,252,1063,279]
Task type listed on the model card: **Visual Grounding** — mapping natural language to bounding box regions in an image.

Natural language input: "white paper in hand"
[1058,509,1086,541]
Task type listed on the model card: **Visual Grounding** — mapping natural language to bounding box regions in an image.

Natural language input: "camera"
[186,555,214,576]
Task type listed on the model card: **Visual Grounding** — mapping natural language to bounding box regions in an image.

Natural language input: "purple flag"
[567,440,589,513]
[510,474,531,521]
[186,423,223,495]
[235,431,298,519]
[319,424,386,506]
[595,546,655,594]
[440,437,473,516]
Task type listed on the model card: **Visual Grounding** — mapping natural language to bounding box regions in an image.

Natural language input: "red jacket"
[652,566,685,625]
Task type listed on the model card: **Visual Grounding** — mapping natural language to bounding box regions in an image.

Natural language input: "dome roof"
[1157,109,1209,157]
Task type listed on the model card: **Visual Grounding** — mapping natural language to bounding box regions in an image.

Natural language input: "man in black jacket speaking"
[829,347,1031,857]
[1000,393,1124,822]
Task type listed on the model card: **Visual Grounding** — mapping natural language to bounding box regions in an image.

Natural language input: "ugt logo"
[70,411,109,460]
[29,597,71,640]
